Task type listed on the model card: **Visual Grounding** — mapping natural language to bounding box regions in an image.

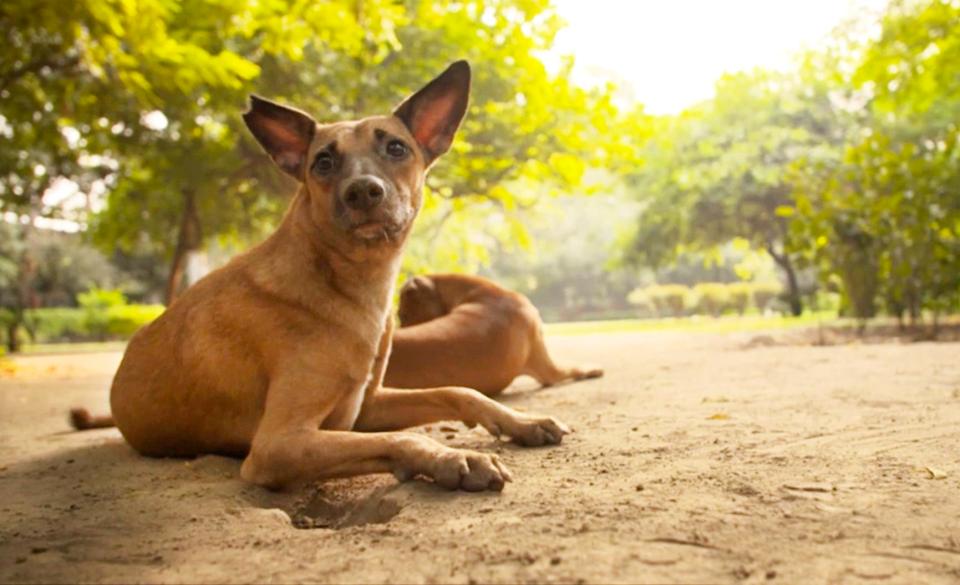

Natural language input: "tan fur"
[77,63,570,492]
[386,274,603,396]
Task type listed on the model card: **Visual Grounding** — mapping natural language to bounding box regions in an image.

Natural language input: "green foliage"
[751,283,783,313]
[1,0,620,347]
[71,0,620,278]
[24,307,87,342]
[77,288,126,310]
[78,288,127,340]
[26,302,163,343]
[620,66,846,315]
[785,0,960,323]
[485,193,643,322]
[726,283,752,315]
[624,0,960,325]
[693,283,730,317]
[104,304,165,337]
[642,284,689,317]
[629,281,783,318]
[5,0,959,338]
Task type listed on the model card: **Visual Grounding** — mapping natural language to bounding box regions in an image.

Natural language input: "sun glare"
[552,0,888,113]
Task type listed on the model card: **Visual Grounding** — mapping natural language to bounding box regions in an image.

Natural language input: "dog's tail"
[69,408,116,430]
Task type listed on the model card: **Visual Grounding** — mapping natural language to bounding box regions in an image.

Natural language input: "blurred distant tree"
[787,0,960,326]
[0,0,276,341]
[485,193,643,321]
[622,68,851,315]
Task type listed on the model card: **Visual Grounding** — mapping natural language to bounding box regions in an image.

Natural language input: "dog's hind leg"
[522,328,603,388]
[356,387,570,447]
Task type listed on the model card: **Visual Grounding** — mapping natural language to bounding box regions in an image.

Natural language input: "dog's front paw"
[494,413,571,447]
[425,449,513,491]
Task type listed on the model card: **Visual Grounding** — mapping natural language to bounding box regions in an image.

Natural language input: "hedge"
[24,304,165,343]
[628,282,784,318]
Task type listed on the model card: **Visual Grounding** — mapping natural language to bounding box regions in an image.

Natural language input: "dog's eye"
[313,151,335,174]
[385,140,409,160]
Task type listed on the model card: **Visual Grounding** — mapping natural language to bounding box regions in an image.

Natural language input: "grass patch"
[544,311,847,336]
[20,341,129,355]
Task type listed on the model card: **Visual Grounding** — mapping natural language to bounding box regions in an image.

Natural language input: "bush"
[25,303,164,343]
[79,288,128,341]
[645,284,689,317]
[726,282,752,315]
[628,281,789,318]
[25,307,88,341]
[692,283,730,317]
[626,288,656,318]
[106,304,165,337]
[751,283,782,312]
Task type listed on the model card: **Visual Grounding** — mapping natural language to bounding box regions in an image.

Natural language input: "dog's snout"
[342,177,386,211]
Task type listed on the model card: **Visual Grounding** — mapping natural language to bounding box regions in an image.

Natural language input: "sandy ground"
[1,330,959,584]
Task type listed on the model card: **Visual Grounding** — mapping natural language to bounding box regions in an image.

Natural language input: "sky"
[550,0,887,114]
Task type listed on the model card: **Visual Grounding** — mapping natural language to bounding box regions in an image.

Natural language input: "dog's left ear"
[243,95,317,179]
[394,61,471,165]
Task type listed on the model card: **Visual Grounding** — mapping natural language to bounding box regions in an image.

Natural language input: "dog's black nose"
[342,177,385,211]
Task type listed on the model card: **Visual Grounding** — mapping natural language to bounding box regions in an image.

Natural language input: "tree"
[0,0,281,344]
[787,0,960,327]
[622,68,849,315]
[90,0,620,301]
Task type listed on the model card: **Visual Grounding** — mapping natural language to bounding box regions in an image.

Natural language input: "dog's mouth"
[351,220,403,242]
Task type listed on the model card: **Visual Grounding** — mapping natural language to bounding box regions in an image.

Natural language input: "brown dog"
[73,62,570,492]
[385,274,603,396]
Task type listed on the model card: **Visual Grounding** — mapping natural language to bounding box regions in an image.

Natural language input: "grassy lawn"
[544,311,849,336]
[18,341,129,355]
[9,312,945,354]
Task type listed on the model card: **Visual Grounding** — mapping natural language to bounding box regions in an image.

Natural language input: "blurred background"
[1,0,958,353]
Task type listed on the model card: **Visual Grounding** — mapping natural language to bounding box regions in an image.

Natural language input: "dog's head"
[397,276,446,326]
[242,61,470,252]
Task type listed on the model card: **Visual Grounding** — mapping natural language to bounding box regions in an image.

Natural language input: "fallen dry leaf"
[925,466,947,480]
[701,396,730,404]
[783,482,835,493]
[706,413,730,420]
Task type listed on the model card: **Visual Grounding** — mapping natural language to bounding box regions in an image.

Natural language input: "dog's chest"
[321,309,390,431]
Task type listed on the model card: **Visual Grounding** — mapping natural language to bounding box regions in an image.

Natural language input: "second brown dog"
[385,274,603,396]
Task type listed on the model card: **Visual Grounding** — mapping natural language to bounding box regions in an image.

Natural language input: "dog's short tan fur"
[386,274,603,396]
[80,62,570,492]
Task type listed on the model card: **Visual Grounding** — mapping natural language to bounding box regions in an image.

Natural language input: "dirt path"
[1,332,959,584]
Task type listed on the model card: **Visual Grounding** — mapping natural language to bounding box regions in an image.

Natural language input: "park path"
[1,331,959,584]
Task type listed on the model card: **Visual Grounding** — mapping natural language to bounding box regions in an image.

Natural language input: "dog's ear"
[393,61,471,165]
[243,95,317,179]
[402,275,437,296]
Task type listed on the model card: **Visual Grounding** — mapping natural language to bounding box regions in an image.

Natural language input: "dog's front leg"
[241,427,510,491]
[241,374,511,491]
[354,387,571,447]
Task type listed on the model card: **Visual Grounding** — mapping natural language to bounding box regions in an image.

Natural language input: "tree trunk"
[5,319,20,353]
[7,215,39,354]
[165,189,202,306]
[766,243,803,316]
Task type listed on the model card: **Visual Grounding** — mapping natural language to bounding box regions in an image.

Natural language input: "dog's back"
[386,274,543,395]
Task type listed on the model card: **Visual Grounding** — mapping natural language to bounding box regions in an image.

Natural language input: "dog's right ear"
[243,95,317,179]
